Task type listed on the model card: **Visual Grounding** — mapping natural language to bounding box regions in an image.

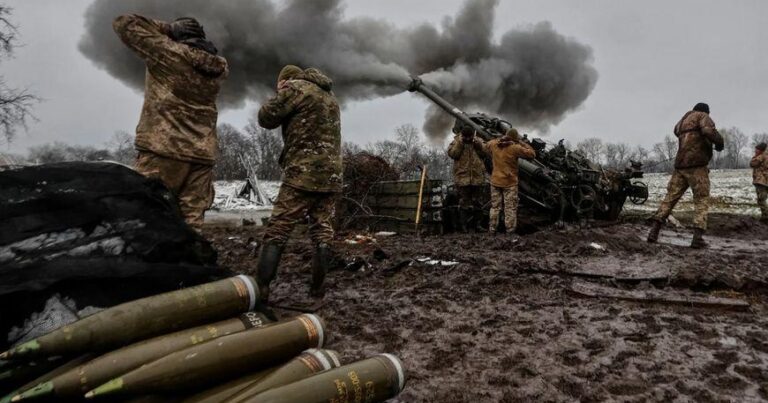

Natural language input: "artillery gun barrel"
[407,77,495,141]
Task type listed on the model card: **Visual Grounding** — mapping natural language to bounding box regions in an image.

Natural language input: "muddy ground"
[205,213,768,402]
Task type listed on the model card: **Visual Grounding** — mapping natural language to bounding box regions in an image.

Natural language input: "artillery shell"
[0,354,93,403]
[85,314,325,398]
[1,275,260,361]
[11,312,271,401]
[241,354,406,403]
[179,367,276,403]
[0,358,63,394]
[223,349,341,403]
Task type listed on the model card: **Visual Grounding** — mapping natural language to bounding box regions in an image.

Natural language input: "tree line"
[5,124,768,180]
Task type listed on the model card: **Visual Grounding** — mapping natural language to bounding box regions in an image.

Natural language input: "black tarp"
[0,162,222,348]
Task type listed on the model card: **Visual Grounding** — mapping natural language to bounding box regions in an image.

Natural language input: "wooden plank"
[569,281,749,309]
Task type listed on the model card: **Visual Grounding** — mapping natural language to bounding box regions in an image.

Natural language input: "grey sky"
[3,0,767,155]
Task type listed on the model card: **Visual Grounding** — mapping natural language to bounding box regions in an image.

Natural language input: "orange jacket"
[483,139,536,188]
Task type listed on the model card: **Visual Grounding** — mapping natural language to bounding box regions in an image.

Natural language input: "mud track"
[205,213,768,402]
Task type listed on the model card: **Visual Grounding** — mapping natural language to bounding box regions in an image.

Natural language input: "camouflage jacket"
[447,135,487,187]
[751,152,768,186]
[113,15,229,165]
[258,69,342,193]
[483,139,536,188]
[673,110,724,169]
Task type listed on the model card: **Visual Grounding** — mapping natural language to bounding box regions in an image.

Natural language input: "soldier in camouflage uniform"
[447,126,487,232]
[482,128,536,235]
[648,103,724,248]
[114,14,228,229]
[255,65,342,300]
[750,142,768,221]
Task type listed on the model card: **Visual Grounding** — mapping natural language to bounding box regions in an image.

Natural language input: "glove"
[170,17,205,41]
[715,143,724,152]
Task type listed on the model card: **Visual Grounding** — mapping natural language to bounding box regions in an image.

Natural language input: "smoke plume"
[79,0,598,139]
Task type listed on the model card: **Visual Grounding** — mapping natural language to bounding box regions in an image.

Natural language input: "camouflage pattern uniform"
[751,152,768,219]
[258,68,342,245]
[652,110,724,230]
[483,138,536,233]
[447,134,487,230]
[113,15,228,228]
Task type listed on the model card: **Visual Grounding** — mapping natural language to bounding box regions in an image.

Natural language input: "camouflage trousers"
[263,184,338,245]
[457,185,485,210]
[756,185,768,218]
[652,166,710,230]
[489,185,518,233]
[134,151,214,228]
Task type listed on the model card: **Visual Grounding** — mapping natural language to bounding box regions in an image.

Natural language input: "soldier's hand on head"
[715,143,724,152]
[169,18,205,41]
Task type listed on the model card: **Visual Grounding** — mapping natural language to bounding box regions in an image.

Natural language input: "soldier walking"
[647,103,724,248]
[447,126,487,232]
[114,14,228,229]
[751,142,768,222]
[483,128,535,235]
[255,65,342,301]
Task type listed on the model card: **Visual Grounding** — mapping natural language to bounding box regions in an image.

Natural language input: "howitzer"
[408,76,648,224]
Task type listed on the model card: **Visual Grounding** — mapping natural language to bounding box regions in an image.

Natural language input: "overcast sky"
[3,0,767,154]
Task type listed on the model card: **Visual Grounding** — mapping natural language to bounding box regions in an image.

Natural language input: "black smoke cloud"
[79,0,598,139]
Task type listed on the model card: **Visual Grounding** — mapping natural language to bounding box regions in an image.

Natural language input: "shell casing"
[86,314,326,398]
[15,312,271,400]
[2,276,260,361]
[241,354,407,403]
[223,349,342,403]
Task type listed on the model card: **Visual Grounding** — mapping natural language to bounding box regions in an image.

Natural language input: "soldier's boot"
[457,209,470,233]
[256,241,285,303]
[646,220,662,243]
[690,228,708,249]
[310,243,333,298]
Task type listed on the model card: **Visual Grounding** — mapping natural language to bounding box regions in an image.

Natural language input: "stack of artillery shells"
[1,275,407,403]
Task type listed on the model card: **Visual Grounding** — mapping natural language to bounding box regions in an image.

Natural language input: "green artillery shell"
[0,358,63,394]
[223,349,341,403]
[242,354,406,403]
[85,314,326,398]
[179,367,276,403]
[0,354,93,403]
[11,312,271,401]
[1,275,259,361]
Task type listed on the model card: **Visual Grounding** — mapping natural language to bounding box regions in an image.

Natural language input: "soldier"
[255,65,342,300]
[447,126,487,232]
[113,14,228,229]
[647,103,724,248]
[483,128,535,235]
[750,142,768,222]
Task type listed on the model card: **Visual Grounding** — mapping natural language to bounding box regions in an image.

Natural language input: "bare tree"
[576,138,604,163]
[244,120,283,180]
[105,130,136,165]
[0,6,38,144]
[718,127,749,169]
[752,133,768,148]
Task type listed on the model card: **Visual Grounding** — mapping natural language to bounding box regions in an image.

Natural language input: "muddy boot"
[457,209,470,233]
[646,220,662,243]
[310,243,333,298]
[690,228,708,249]
[256,241,284,303]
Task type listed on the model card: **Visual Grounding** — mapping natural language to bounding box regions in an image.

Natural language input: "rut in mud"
[205,213,768,402]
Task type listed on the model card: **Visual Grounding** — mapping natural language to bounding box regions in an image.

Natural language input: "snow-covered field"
[211,180,280,211]
[211,170,761,217]
[624,169,761,216]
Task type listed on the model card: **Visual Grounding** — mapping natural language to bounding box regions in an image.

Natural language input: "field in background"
[624,169,760,216]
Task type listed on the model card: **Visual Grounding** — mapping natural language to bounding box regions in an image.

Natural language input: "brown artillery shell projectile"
[0,276,260,361]
[179,366,276,403]
[85,314,326,399]
[241,354,406,403]
[0,354,94,403]
[0,357,63,393]
[11,312,270,401]
[223,349,341,403]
